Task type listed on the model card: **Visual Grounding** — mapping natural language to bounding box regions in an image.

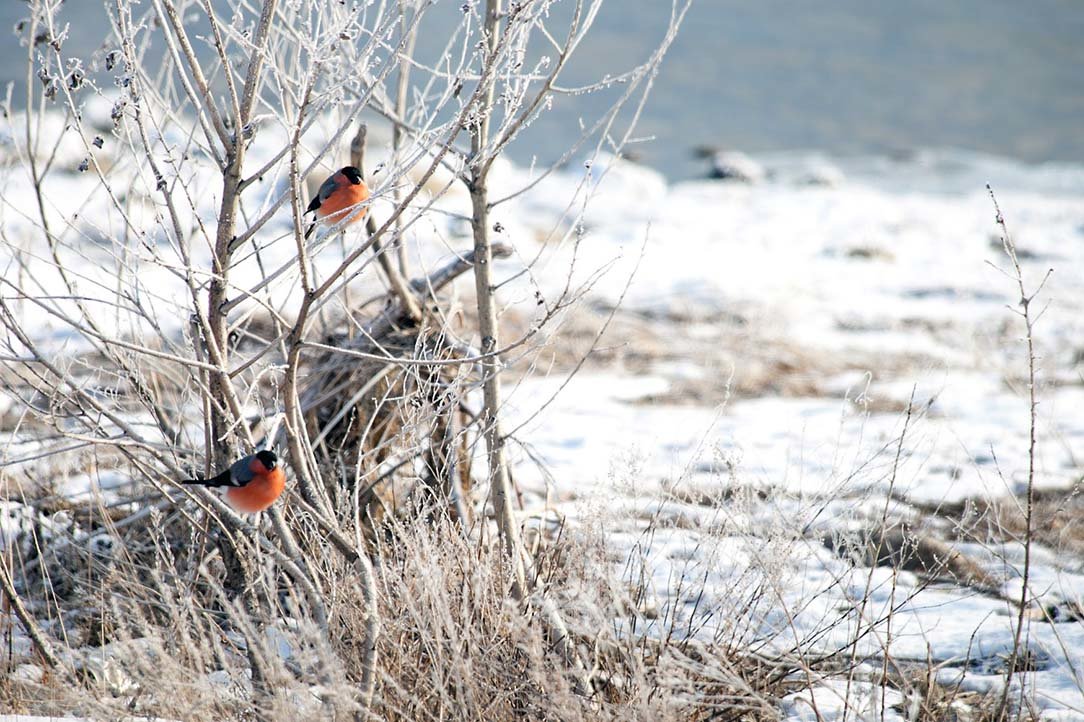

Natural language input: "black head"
[341,166,363,185]
[255,449,278,470]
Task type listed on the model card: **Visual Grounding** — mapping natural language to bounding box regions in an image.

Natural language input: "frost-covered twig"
[989,186,1050,722]
[350,123,422,322]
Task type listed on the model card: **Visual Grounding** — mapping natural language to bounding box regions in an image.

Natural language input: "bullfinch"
[304,165,370,239]
[182,450,286,514]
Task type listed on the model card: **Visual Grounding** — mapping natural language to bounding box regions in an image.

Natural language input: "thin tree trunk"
[205,0,278,466]
[468,0,529,599]
[207,147,244,465]
[467,4,592,694]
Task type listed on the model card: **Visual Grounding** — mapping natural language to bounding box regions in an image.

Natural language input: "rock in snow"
[708,150,767,183]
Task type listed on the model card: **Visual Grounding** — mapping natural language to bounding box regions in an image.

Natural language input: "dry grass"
[1,494,798,721]
[822,522,1003,594]
[505,302,938,406]
[917,481,1084,559]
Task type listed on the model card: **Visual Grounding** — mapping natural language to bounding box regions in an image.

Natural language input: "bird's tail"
[180,469,232,488]
[304,221,315,240]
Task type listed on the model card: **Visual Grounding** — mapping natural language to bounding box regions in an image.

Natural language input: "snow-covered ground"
[489,150,1084,719]
[2,104,1083,718]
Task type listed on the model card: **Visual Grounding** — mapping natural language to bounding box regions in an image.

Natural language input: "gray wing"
[228,455,257,486]
[318,175,340,202]
[306,174,340,213]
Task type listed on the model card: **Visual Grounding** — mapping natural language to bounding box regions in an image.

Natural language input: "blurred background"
[4,0,1082,179]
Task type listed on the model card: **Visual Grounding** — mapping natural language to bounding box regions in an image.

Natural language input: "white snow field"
[494,150,1084,719]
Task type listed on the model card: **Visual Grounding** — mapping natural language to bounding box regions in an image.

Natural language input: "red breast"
[226,466,286,513]
[317,173,370,227]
